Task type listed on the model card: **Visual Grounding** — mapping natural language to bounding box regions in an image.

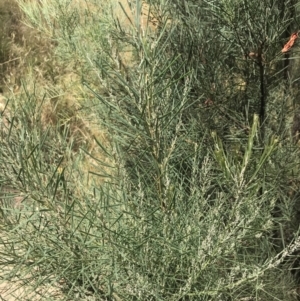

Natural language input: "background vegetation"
[1,0,300,300]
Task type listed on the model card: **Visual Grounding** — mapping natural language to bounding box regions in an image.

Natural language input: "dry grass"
[2,0,113,167]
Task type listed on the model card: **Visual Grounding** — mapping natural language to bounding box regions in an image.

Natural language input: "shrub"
[1,0,300,300]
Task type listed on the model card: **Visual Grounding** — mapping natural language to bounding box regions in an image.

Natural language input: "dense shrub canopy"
[1,0,300,300]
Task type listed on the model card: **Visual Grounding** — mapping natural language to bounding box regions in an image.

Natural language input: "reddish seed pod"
[282,32,298,53]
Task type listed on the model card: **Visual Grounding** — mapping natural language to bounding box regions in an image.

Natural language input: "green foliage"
[1,0,300,300]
